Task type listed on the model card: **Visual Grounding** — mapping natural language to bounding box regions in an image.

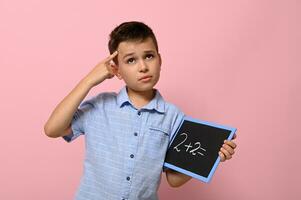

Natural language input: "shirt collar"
[117,86,166,113]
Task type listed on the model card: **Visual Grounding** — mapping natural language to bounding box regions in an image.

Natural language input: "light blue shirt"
[63,86,185,200]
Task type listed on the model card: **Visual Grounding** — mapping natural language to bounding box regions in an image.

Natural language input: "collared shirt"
[63,86,185,200]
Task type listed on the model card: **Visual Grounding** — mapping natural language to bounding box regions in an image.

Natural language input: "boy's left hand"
[219,133,237,162]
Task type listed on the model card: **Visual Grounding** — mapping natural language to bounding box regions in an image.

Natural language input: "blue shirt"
[63,86,185,200]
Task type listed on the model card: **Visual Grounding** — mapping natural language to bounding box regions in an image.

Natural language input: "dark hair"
[108,21,159,64]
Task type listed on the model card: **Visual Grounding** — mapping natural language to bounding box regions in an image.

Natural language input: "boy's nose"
[138,60,148,72]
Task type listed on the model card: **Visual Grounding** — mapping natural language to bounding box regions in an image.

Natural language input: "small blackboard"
[164,116,236,183]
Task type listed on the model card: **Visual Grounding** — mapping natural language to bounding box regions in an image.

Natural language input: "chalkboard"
[164,116,236,183]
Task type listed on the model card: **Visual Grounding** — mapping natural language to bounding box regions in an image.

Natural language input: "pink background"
[1,0,300,199]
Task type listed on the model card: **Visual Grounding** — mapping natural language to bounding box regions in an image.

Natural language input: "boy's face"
[114,37,162,93]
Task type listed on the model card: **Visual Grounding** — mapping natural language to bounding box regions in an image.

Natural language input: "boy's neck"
[126,87,155,109]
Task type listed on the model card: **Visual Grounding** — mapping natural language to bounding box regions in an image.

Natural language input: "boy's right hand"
[83,51,118,87]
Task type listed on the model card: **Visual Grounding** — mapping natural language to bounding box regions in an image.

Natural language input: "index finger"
[105,51,118,62]
[224,140,237,149]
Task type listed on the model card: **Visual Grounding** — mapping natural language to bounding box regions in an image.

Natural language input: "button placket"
[123,109,143,198]
[122,108,143,199]
[124,111,142,197]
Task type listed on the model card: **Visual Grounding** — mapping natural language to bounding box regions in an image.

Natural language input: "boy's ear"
[111,63,123,80]
[158,53,162,68]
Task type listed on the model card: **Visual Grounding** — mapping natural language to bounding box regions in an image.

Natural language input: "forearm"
[165,169,192,187]
[44,78,93,138]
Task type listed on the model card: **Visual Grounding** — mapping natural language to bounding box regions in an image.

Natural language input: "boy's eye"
[127,58,135,64]
[145,54,154,59]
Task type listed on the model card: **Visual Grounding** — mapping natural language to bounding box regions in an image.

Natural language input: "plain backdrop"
[0,0,300,199]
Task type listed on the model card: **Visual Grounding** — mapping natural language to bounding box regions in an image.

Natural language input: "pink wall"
[1,0,299,199]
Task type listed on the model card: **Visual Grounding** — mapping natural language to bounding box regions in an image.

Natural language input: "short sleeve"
[62,96,97,143]
[163,107,185,172]
[169,108,185,143]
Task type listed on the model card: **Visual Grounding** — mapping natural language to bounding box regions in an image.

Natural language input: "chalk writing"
[173,133,206,156]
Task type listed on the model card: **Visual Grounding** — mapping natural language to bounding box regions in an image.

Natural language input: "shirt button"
[137,111,141,116]
[130,154,134,158]
[126,176,130,181]
[134,132,138,136]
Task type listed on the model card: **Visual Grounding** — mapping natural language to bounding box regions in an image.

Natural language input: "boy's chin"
[126,84,156,93]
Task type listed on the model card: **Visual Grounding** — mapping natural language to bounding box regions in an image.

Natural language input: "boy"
[44,21,237,200]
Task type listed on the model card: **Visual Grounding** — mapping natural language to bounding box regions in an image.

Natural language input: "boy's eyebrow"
[123,52,135,59]
[144,50,156,54]
[122,50,156,59]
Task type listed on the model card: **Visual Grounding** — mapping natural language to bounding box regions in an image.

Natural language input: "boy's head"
[108,21,162,93]
[108,21,159,64]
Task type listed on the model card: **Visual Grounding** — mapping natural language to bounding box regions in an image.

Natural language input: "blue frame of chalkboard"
[163,116,237,183]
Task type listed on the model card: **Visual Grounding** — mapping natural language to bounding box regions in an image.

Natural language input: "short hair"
[108,21,159,64]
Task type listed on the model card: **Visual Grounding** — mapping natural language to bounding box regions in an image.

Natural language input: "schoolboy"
[44,21,237,200]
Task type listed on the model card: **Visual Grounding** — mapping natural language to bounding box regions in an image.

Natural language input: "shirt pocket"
[143,126,170,160]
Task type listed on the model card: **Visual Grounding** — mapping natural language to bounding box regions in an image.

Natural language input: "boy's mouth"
[139,75,152,82]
